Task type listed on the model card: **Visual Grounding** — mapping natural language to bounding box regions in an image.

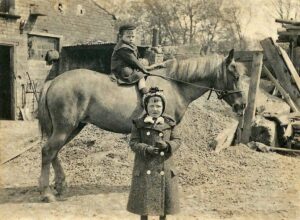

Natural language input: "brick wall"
[31,0,116,45]
[0,0,116,119]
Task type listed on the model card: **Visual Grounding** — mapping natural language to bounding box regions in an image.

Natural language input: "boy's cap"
[119,24,136,33]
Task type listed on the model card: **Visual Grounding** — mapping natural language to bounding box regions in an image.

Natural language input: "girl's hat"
[143,87,166,113]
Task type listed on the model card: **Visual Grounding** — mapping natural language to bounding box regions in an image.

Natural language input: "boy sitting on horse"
[111,24,151,94]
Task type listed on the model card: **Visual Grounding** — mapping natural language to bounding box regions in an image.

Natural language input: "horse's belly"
[85,99,142,134]
[86,116,133,134]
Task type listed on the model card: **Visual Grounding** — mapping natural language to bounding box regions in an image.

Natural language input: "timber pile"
[276,18,300,74]
[213,23,300,153]
[276,18,300,43]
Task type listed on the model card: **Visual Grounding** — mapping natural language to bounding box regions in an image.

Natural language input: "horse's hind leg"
[52,123,86,196]
[39,128,73,202]
[52,156,66,196]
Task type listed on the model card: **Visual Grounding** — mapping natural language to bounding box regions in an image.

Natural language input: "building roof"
[64,39,150,49]
[64,40,116,48]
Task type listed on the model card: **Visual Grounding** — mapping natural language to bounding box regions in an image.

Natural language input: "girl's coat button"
[146,170,151,175]
[146,131,150,136]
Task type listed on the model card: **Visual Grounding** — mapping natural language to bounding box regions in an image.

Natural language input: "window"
[58,3,64,13]
[28,35,59,60]
[0,0,8,13]
[0,0,21,19]
[77,4,85,16]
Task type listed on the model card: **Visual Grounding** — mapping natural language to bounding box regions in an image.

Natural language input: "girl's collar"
[144,115,164,125]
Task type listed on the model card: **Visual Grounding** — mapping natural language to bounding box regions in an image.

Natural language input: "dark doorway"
[0,45,13,119]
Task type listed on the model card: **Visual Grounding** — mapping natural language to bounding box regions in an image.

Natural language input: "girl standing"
[127,87,181,220]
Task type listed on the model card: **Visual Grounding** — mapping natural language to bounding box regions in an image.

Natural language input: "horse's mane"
[164,54,246,82]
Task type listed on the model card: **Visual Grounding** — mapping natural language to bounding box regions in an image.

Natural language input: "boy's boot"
[140,87,149,94]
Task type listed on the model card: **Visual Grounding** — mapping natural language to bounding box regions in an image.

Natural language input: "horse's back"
[53,69,112,86]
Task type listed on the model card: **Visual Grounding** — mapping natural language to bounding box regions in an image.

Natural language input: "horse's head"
[163,52,246,116]
[217,49,246,116]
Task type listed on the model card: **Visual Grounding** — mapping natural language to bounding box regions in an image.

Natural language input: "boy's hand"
[155,140,168,150]
[146,146,159,155]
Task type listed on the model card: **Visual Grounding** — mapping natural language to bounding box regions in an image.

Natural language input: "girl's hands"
[146,146,159,155]
[155,140,168,150]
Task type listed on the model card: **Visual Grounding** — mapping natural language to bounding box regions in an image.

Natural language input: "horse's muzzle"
[233,103,245,116]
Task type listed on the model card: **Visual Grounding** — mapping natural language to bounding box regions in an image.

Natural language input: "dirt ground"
[0,94,299,220]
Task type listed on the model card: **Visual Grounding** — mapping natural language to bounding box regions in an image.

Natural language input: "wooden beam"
[269,146,300,153]
[260,38,300,109]
[275,18,300,26]
[277,46,300,90]
[283,24,300,29]
[277,30,300,36]
[263,65,299,112]
[213,120,239,153]
[240,52,264,144]
[0,137,39,165]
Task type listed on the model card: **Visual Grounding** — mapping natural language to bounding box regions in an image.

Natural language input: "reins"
[148,72,243,100]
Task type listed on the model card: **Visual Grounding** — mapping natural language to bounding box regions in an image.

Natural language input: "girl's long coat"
[127,115,181,216]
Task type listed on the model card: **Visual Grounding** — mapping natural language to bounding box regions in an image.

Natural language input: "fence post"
[240,52,264,144]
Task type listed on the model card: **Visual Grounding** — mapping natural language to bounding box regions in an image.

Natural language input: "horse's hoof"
[41,193,57,203]
[54,182,67,196]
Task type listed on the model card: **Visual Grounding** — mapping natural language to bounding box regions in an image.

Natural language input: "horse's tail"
[38,80,53,140]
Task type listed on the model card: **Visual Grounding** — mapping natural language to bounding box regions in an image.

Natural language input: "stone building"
[0,0,116,120]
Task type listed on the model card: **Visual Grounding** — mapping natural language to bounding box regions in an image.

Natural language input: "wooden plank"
[263,65,299,112]
[275,18,300,26]
[0,138,39,165]
[277,30,300,36]
[213,120,239,153]
[283,24,300,29]
[260,38,300,109]
[240,52,263,144]
[235,116,243,144]
[269,146,300,153]
[277,46,300,90]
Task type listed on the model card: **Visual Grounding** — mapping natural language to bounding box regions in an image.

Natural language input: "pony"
[38,49,246,202]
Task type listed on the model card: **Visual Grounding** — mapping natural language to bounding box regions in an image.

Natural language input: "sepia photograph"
[0,0,299,219]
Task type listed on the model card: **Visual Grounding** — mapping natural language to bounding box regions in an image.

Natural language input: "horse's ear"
[226,49,235,65]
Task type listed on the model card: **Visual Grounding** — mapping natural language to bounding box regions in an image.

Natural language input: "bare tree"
[271,0,299,20]
[222,4,252,50]
[95,0,251,53]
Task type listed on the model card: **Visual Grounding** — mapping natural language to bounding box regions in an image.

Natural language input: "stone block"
[239,75,290,116]
[250,116,278,147]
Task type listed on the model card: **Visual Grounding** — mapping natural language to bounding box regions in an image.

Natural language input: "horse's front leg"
[52,156,67,196]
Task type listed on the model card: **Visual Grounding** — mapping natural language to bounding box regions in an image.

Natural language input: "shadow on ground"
[0,184,129,203]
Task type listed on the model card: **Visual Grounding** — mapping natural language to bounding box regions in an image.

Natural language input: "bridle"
[211,60,243,100]
[148,60,244,101]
